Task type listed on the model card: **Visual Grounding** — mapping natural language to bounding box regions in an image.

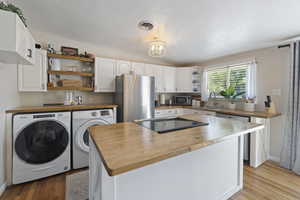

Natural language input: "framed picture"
[61,46,78,56]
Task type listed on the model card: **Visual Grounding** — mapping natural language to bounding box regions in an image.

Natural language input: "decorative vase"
[243,102,255,112]
[227,102,236,110]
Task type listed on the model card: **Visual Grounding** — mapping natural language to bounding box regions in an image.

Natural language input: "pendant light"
[148,26,166,57]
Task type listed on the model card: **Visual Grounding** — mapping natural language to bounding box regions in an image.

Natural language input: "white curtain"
[280,41,300,174]
[247,61,257,101]
[201,68,209,101]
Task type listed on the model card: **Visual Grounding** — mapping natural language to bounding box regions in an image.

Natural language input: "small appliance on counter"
[160,94,166,105]
[173,96,192,105]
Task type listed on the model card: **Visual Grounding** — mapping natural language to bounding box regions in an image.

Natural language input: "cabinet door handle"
[41,83,45,90]
[27,49,32,58]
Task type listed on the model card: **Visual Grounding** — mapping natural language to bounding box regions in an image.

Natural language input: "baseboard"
[269,156,280,163]
[0,183,6,197]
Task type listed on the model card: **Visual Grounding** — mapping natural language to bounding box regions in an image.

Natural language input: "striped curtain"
[280,41,300,174]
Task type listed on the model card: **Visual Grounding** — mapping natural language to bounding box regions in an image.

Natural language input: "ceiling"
[12,0,300,65]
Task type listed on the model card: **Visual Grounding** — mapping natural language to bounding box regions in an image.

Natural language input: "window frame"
[204,62,254,100]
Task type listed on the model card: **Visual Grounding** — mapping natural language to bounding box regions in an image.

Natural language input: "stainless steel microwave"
[173,96,192,105]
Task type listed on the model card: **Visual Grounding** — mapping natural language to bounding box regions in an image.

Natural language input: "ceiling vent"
[138,20,154,31]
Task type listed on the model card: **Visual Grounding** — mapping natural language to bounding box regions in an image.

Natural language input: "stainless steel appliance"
[173,96,192,105]
[115,74,155,122]
[136,118,208,134]
[216,113,250,161]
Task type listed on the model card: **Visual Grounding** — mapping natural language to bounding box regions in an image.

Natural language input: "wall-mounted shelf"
[48,86,94,91]
[47,53,94,63]
[48,70,94,77]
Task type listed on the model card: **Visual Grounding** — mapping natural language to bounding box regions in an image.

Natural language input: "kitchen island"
[89,114,264,200]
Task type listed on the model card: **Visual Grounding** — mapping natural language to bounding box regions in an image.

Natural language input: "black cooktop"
[136,118,209,134]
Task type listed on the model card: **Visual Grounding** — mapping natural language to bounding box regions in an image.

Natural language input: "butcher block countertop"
[155,105,281,118]
[6,104,118,114]
[89,114,264,176]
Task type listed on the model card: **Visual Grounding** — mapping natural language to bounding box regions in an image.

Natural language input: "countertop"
[6,104,118,114]
[89,114,263,176]
[155,105,281,118]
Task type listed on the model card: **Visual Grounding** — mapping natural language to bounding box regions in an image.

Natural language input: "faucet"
[209,92,216,99]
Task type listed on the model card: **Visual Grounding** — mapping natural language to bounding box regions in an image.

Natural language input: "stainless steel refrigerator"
[115,74,155,122]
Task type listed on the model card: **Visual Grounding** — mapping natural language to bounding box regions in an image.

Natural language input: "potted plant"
[0,1,26,26]
[219,85,245,110]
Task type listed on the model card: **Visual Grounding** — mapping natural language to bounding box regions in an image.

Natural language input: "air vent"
[138,20,154,31]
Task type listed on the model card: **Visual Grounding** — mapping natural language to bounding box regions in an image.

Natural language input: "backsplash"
[18,91,114,106]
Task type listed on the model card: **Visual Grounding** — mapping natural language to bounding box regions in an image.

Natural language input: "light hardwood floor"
[1,161,300,200]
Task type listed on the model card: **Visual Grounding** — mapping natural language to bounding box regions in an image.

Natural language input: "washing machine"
[13,112,71,184]
[72,109,115,169]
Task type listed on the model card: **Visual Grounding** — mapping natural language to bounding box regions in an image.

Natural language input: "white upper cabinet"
[132,62,145,75]
[94,57,116,92]
[164,66,176,93]
[18,49,47,92]
[144,64,154,77]
[116,60,132,76]
[176,67,194,93]
[0,10,35,65]
[152,64,165,92]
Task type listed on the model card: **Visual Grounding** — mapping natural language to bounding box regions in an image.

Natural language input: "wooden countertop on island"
[89,114,264,176]
[6,104,118,113]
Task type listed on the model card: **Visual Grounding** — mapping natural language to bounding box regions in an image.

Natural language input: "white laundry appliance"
[13,112,71,184]
[72,109,115,169]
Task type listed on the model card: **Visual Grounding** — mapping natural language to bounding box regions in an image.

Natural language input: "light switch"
[271,89,281,96]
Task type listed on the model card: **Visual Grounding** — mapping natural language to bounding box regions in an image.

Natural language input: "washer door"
[76,119,109,152]
[15,120,69,164]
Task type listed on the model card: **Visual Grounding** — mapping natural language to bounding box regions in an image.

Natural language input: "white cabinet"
[176,67,194,93]
[18,49,47,92]
[250,117,270,168]
[132,62,145,75]
[155,109,178,118]
[0,10,35,65]
[164,66,176,93]
[94,58,116,92]
[144,64,154,77]
[116,60,132,76]
[151,65,165,92]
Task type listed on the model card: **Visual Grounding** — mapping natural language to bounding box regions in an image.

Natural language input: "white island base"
[89,135,244,200]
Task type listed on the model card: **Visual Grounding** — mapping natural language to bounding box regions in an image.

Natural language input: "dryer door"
[76,119,109,152]
[15,120,69,164]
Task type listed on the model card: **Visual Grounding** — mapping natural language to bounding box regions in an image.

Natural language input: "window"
[204,62,256,99]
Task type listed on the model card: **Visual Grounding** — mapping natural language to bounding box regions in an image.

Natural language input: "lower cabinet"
[18,49,47,92]
[155,108,216,118]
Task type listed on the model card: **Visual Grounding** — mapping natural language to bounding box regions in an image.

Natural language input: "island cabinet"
[0,10,35,65]
[89,115,264,200]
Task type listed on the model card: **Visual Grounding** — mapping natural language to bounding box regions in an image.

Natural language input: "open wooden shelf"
[48,70,94,77]
[47,86,94,91]
[47,53,94,63]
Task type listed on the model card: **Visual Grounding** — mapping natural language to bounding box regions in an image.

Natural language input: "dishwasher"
[216,113,250,161]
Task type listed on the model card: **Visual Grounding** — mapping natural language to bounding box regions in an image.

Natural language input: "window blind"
[207,65,249,97]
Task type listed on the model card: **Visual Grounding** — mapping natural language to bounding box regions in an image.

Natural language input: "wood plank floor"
[1,161,300,200]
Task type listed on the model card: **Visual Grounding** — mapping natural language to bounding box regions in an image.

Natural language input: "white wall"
[199,47,290,160]
[0,63,22,190]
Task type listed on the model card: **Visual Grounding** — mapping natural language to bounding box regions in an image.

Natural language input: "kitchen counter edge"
[6,104,118,114]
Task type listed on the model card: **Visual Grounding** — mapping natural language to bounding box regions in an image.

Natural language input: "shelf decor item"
[61,46,79,56]
[219,85,245,110]
[0,1,26,26]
